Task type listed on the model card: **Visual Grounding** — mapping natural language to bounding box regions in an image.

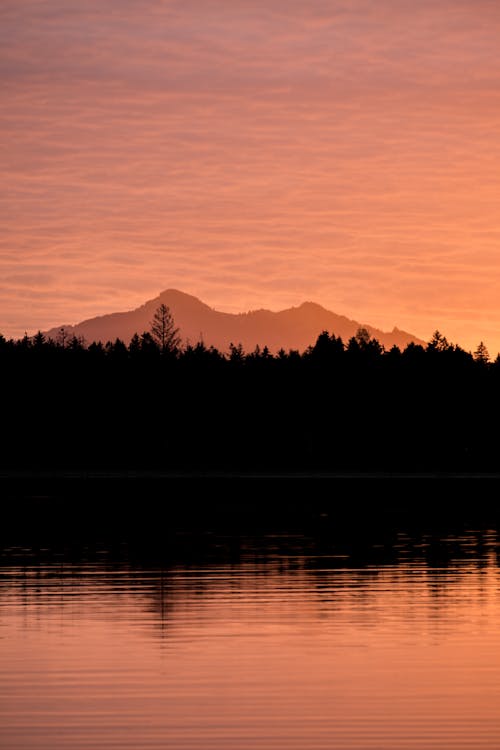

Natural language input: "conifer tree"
[150,304,181,354]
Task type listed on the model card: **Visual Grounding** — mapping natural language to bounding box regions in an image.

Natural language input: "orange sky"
[2,1,500,353]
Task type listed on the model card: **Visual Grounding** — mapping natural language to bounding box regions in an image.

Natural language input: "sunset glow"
[2,1,500,352]
[3,553,500,749]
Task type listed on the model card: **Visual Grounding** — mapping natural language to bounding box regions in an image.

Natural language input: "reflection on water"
[1,530,500,749]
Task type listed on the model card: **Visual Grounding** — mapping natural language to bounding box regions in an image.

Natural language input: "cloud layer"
[2,0,500,351]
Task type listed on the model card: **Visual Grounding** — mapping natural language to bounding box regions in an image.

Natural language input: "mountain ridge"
[45,289,426,352]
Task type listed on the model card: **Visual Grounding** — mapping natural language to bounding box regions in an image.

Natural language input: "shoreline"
[3,469,500,479]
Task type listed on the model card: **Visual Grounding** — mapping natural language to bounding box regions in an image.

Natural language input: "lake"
[1,528,500,749]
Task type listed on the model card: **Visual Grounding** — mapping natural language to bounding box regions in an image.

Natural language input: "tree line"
[1,304,499,473]
[0,303,493,366]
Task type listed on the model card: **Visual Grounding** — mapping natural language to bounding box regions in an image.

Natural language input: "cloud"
[1,1,500,352]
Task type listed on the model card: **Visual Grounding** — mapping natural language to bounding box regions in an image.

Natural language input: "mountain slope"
[46,289,426,352]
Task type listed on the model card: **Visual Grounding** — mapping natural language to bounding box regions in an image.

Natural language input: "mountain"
[45,289,426,352]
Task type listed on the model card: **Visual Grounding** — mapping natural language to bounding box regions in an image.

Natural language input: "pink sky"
[2,0,500,352]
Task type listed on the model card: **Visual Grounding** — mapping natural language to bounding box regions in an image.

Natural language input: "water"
[1,531,500,749]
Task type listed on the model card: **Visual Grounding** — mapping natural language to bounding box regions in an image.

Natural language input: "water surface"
[1,531,500,749]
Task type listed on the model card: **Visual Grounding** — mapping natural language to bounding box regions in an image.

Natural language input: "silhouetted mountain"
[46,289,425,352]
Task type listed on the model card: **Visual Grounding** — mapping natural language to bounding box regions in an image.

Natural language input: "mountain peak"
[157,288,202,302]
[296,301,326,312]
[45,290,425,352]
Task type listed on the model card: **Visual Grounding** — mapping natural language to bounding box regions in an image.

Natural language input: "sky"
[2,0,500,353]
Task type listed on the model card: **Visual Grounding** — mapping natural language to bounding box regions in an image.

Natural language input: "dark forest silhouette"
[1,305,499,473]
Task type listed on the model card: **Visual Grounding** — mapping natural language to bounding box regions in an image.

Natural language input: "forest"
[1,304,498,473]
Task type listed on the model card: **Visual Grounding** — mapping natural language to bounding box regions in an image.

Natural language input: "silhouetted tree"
[346,327,383,358]
[402,341,425,362]
[57,327,69,348]
[150,304,180,354]
[387,344,401,358]
[105,338,128,360]
[355,327,371,347]
[474,341,490,364]
[140,331,159,356]
[17,332,31,349]
[308,331,344,363]
[229,342,245,363]
[182,342,224,372]
[128,333,141,356]
[32,331,46,349]
[68,334,85,351]
[427,330,451,353]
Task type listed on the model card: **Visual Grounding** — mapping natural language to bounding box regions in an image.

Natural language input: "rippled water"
[2,531,500,749]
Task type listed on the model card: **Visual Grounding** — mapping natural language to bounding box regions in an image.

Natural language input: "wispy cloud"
[1,1,500,351]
